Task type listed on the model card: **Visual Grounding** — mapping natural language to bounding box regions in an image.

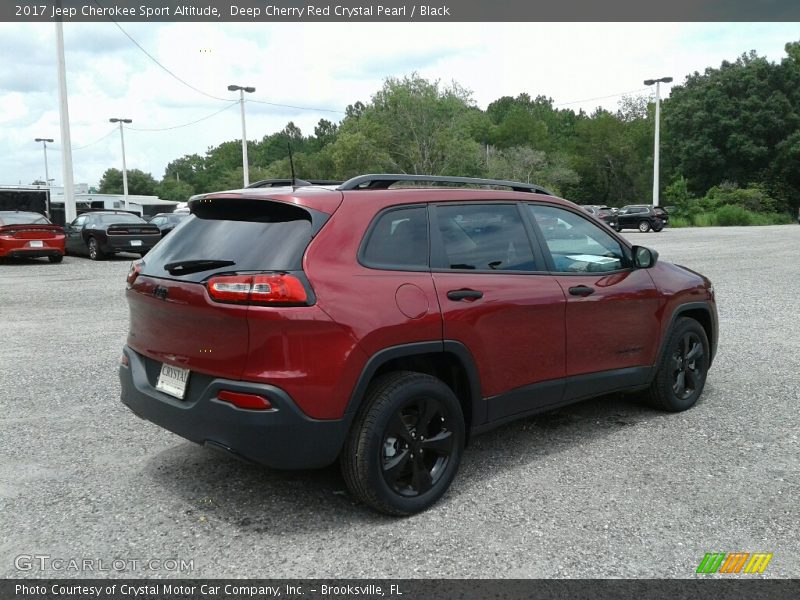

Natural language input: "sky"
[0,21,798,189]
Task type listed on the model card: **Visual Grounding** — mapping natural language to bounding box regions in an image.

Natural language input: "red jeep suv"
[120,174,717,515]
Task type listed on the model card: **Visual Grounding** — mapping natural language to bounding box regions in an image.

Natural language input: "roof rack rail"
[336,174,552,195]
[246,179,342,189]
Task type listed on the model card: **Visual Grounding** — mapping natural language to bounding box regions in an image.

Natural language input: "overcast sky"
[1,22,797,189]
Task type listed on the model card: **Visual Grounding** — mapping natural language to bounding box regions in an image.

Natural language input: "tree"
[156,177,195,201]
[663,44,800,207]
[98,168,158,195]
[336,74,483,175]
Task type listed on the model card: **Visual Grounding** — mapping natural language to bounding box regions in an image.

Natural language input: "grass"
[666,207,795,227]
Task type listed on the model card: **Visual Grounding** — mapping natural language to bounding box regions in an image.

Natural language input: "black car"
[64,211,161,260]
[148,212,190,238]
[615,205,666,233]
[581,205,618,229]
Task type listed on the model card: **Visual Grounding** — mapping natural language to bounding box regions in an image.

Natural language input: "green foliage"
[156,177,195,201]
[703,182,777,212]
[663,41,800,213]
[712,204,754,226]
[98,168,158,196]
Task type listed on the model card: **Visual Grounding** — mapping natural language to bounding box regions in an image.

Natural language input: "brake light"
[206,274,308,305]
[126,261,143,288]
[217,390,273,410]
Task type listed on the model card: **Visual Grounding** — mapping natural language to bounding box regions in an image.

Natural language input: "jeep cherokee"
[120,174,717,515]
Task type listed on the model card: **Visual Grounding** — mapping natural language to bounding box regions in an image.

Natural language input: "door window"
[433,204,537,272]
[528,205,626,273]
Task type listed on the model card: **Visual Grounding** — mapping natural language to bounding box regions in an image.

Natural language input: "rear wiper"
[164,259,236,275]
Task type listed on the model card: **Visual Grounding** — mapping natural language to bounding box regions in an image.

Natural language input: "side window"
[361,206,428,270]
[434,204,536,272]
[528,205,626,273]
[151,217,165,226]
[72,216,87,228]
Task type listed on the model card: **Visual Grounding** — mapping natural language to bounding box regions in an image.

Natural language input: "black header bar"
[5,0,800,22]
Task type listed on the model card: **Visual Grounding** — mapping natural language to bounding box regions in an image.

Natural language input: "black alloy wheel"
[88,237,102,261]
[671,331,704,401]
[646,317,709,412]
[342,371,465,515]
[381,396,456,497]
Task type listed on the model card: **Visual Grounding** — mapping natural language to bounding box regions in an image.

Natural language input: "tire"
[87,237,104,261]
[341,371,465,516]
[614,225,622,232]
[646,317,710,412]
[48,254,63,263]
[653,223,664,232]
[638,220,651,233]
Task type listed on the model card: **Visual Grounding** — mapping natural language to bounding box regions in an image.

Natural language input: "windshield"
[0,212,49,225]
[95,214,146,224]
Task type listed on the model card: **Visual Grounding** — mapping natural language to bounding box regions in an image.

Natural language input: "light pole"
[228,84,256,187]
[35,138,54,218]
[644,77,673,207]
[109,118,132,210]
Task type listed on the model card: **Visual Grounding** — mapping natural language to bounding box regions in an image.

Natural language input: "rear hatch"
[125,197,329,381]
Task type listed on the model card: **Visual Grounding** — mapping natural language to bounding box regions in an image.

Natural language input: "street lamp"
[34,138,54,218]
[228,84,256,187]
[109,118,132,210]
[643,76,673,207]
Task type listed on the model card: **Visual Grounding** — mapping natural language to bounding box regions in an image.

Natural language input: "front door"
[526,204,661,397]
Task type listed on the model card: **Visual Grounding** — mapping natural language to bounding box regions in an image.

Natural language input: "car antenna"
[287,142,297,187]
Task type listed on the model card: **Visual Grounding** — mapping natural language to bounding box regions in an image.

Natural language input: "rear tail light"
[216,390,273,410]
[206,274,308,305]
[126,261,143,288]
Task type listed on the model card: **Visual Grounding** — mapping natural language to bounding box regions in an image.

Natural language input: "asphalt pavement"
[1,225,798,579]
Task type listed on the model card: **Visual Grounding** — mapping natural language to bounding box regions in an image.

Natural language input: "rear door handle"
[447,289,484,301]
[568,285,595,297]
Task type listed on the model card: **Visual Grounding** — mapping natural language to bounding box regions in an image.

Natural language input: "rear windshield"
[141,199,316,282]
[96,214,145,224]
[0,212,49,225]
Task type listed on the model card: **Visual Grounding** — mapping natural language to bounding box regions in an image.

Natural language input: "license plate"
[130,240,142,247]
[156,363,190,399]
[29,240,43,248]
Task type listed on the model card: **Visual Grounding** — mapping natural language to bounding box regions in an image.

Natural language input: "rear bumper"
[104,236,160,254]
[119,346,350,469]
[0,247,63,258]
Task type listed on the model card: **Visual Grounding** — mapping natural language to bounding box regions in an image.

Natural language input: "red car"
[0,211,65,262]
[120,174,717,515]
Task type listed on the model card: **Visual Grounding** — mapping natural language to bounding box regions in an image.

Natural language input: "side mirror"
[633,246,658,268]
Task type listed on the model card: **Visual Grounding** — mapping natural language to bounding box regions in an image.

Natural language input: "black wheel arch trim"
[344,340,483,429]
[658,301,717,369]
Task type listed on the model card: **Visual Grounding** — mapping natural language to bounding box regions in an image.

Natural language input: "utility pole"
[644,76,673,207]
[110,118,133,210]
[55,16,76,223]
[228,84,256,187]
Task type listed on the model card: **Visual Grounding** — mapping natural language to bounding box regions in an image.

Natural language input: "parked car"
[581,205,618,229]
[64,211,161,260]
[148,212,191,238]
[120,174,717,515]
[615,205,666,232]
[0,211,65,263]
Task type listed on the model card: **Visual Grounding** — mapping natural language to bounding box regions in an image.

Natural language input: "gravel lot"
[1,225,798,579]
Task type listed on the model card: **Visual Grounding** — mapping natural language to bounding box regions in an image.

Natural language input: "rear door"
[526,204,661,395]
[430,202,566,422]
[127,198,327,380]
